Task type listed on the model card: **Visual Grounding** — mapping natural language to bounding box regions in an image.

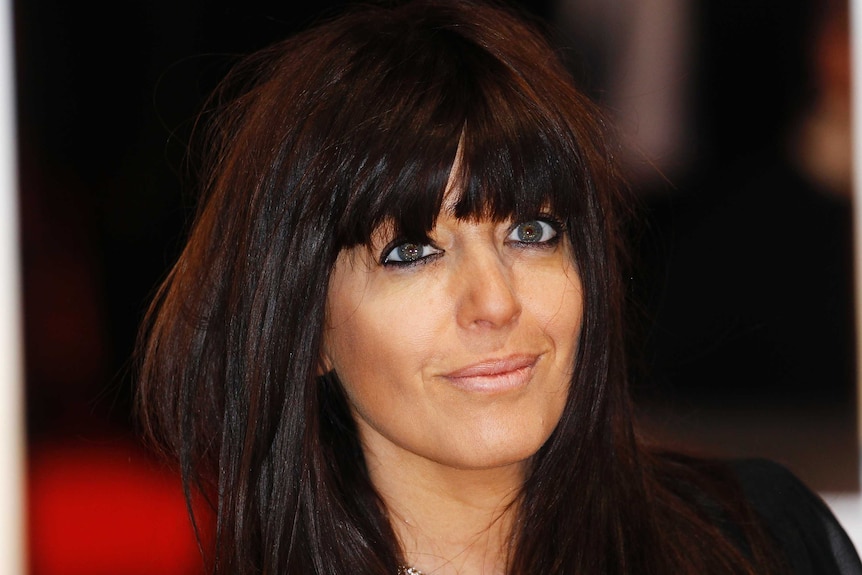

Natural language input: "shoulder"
[729,458,862,575]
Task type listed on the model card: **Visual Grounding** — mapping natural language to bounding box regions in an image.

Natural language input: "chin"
[434,426,555,472]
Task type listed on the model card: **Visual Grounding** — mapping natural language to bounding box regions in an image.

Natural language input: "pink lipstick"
[443,355,539,393]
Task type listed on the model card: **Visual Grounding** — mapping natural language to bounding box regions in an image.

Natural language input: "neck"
[365,445,524,575]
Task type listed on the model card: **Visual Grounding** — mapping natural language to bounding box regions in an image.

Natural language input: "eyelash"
[380,241,442,267]
[506,218,562,248]
[379,217,564,268]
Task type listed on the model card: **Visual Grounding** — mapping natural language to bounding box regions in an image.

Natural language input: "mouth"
[442,354,540,393]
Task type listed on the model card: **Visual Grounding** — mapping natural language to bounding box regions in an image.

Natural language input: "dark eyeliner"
[379,238,442,268]
[378,238,406,265]
[509,215,564,247]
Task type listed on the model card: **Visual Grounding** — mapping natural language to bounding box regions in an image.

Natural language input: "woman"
[136,1,861,573]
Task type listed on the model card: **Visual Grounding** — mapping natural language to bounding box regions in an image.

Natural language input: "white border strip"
[0,0,25,571]
[855,0,862,455]
[832,0,862,553]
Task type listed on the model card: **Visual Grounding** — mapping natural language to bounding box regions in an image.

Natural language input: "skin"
[321,187,584,574]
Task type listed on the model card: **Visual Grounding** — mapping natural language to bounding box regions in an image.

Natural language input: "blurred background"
[14,0,856,572]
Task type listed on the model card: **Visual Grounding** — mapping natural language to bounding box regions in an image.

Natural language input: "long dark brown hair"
[137,1,785,573]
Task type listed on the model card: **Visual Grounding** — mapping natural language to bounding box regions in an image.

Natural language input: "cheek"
[322,314,384,423]
[322,301,378,387]
[321,252,373,374]
[322,287,433,408]
[560,273,584,343]
[525,264,584,350]
[323,258,448,379]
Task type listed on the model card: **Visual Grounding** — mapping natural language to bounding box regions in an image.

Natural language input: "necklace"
[398,567,425,575]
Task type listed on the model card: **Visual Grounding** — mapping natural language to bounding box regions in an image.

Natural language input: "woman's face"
[321,196,583,474]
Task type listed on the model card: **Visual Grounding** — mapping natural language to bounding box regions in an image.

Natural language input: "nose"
[454,250,521,330]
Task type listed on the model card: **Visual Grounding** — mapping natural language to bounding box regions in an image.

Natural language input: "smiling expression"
[322,198,584,475]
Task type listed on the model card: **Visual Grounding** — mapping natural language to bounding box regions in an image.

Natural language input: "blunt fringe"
[137,1,786,573]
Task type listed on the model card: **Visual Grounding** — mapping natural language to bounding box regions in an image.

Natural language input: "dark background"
[15,0,855,572]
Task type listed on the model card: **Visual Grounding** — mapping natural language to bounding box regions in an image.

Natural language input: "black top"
[732,459,862,574]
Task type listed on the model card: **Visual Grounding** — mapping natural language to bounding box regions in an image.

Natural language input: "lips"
[442,354,539,393]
